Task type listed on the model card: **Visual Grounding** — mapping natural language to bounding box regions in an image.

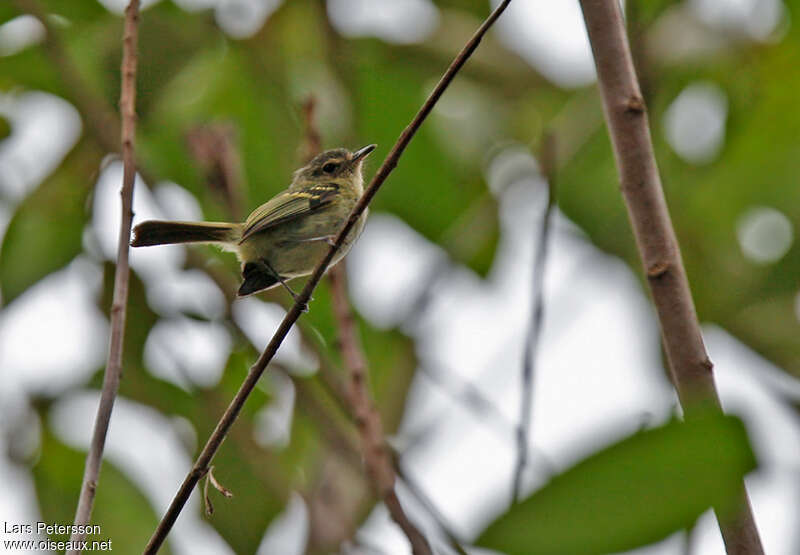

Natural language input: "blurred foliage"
[477,412,756,554]
[0,140,100,304]
[0,0,795,553]
[0,114,10,140]
[33,424,168,552]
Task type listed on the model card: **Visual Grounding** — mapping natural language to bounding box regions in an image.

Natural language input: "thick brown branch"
[578,1,763,553]
[68,1,140,553]
[143,2,512,551]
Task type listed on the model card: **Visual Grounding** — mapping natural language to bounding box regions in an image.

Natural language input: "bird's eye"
[322,162,339,174]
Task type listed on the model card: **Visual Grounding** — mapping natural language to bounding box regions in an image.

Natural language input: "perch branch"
[512,133,557,503]
[578,1,763,553]
[144,2,512,551]
[68,1,140,552]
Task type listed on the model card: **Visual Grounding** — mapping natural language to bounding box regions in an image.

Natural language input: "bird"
[131,144,376,301]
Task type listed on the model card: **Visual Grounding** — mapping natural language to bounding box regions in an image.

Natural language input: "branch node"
[646,260,669,279]
[624,94,645,114]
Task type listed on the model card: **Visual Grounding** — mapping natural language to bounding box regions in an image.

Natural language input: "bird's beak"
[351,144,376,163]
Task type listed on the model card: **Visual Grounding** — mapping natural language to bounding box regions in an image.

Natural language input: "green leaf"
[0,141,99,305]
[32,424,170,553]
[476,413,756,555]
[36,0,108,23]
[0,114,10,140]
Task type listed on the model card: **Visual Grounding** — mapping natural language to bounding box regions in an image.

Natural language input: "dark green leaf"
[0,114,10,140]
[476,413,756,555]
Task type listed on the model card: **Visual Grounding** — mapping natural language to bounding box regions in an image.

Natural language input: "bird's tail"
[131,220,241,247]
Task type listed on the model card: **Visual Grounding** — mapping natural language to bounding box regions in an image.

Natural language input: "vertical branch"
[300,96,323,164]
[144,2,512,550]
[577,2,763,553]
[512,133,557,503]
[329,264,432,555]
[68,1,140,552]
[186,123,246,220]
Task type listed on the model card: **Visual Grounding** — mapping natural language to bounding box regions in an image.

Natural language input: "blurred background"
[1,0,799,553]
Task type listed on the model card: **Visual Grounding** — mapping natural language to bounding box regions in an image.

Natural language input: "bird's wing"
[239,184,339,243]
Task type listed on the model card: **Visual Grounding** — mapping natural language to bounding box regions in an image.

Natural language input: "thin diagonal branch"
[144,2,512,551]
[329,262,432,555]
[416,363,515,435]
[578,1,763,553]
[512,133,557,503]
[68,1,140,553]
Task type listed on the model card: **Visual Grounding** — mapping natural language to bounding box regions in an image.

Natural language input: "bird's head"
[291,144,376,191]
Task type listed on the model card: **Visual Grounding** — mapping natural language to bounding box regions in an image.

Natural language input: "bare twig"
[300,96,323,164]
[185,123,246,220]
[203,465,233,516]
[68,1,140,552]
[144,2,512,551]
[393,456,469,555]
[207,465,233,498]
[202,470,213,516]
[329,263,432,555]
[512,133,557,503]
[327,268,385,492]
[383,490,431,555]
[415,363,515,436]
[578,1,763,553]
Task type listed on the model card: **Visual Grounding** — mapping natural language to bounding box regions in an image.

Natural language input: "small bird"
[131,144,376,299]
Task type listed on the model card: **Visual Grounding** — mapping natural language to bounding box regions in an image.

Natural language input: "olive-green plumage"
[131,144,375,297]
